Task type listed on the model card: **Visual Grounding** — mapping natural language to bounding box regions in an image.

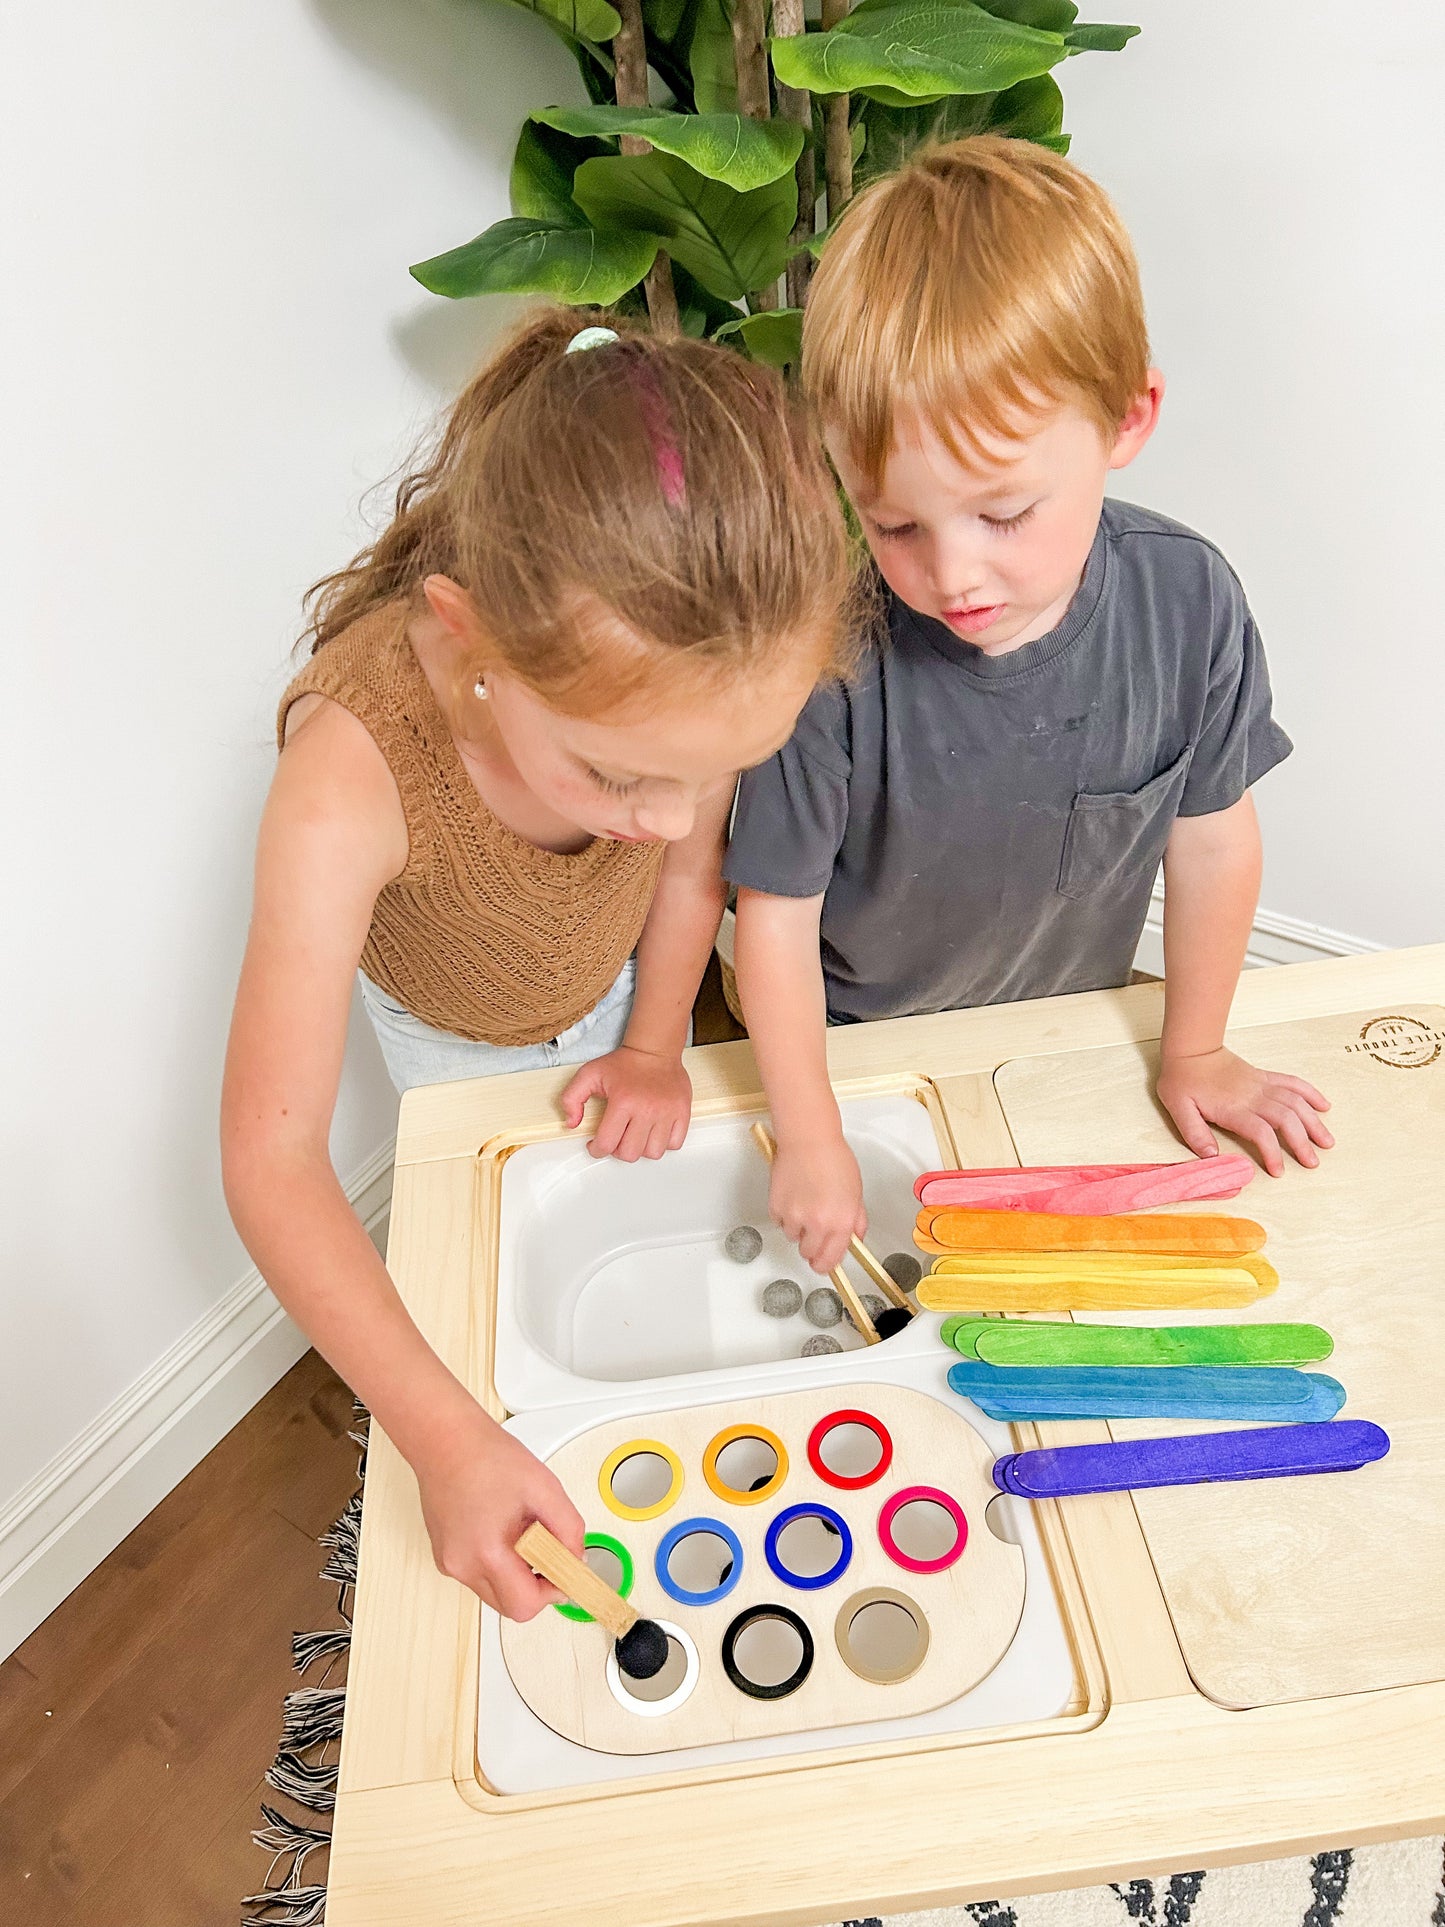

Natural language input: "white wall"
[1,2,1440,1652]
[0,0,584,1649]
[1065,1,1445,947]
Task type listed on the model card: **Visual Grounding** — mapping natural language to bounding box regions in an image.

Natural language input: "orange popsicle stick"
[915,1207,1266,1256]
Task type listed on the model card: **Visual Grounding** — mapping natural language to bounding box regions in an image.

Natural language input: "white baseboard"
[1132,885,1384,980]
[0,1140,396,1663]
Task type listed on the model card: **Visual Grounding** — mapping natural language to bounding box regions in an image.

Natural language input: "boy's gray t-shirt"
[724,499,1292,1022]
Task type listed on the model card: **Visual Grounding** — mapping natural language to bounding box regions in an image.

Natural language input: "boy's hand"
[1157,1046,1334,1177]
[561,1046,692,1161]
[413,1405,586,1621]
[770,1131,867,1274]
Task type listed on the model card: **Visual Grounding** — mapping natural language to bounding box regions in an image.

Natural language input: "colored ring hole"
[654,1517,744,1608]
[835,1587,930,1684]
[877,1486,969,1574]
[765,1502,853,1591]
[599,1439,684,1522]
[807,1409,894,1490]
[554,1533,634,1623]
[721,1604,814,1701]
[703,1424,789,1506]
[605,1619,699,1716]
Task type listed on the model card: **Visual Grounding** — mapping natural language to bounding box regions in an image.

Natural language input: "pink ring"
[877,1485,968,1574]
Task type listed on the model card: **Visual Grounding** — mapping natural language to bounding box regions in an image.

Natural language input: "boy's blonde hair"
[803,136,1150,488]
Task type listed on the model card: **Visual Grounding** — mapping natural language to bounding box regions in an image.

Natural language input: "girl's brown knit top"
[277,604,666,1047]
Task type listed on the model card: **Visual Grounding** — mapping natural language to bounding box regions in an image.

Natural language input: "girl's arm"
[561,783,734,1159]
[222,701,583,1619]
[732,886,865,1272]
[1157,792,1333,1174]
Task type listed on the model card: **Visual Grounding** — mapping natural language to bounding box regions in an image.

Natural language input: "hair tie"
[565,325,621,354]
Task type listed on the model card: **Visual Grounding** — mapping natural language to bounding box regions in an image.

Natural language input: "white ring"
[605,1619,699,1718]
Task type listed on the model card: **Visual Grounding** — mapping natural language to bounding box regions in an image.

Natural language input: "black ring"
[721,1603,815,1700]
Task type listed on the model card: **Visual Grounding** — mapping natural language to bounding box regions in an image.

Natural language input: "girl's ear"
[1108,368,1165,472]
[421,573,485,643]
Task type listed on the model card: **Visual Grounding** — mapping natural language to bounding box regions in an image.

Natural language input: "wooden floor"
[0,961,744,1925]
[0,1351,360,1926]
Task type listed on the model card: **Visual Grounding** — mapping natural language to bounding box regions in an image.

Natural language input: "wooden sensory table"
[326,944,1445,1927]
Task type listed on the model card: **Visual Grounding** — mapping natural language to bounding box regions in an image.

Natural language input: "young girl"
[222,309,850,1621]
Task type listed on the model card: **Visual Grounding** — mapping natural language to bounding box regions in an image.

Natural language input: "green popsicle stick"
[974,1321,1333,1369]
[940,1316,999,1357]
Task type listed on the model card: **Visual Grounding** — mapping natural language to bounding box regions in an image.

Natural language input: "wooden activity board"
[994,1003,1445,1709]
[327,948,1445,1927]
[500,1384,1025,1753]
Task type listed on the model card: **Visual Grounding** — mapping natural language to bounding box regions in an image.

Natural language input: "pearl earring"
[473,677,488,701]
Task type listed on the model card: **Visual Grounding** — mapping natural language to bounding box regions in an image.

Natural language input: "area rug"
[243,1408,1445,1925]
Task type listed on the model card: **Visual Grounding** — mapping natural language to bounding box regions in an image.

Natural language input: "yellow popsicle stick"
[927,1251,1279,1293]
[917,1270,1264,1312]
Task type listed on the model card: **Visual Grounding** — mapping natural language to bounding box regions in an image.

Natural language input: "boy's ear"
[1108,368,1166,472]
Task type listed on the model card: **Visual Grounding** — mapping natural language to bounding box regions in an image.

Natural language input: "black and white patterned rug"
[244,1411,1445,1926]
[827,1842,1445,1927]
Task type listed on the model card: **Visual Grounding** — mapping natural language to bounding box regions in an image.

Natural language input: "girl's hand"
[561,1046,692,1161]
[1157,1046,1334,1177]
[770,1131,867,1275]
[413,1404,586,1621]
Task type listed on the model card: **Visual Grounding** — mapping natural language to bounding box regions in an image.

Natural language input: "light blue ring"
[654,1516,744,1608]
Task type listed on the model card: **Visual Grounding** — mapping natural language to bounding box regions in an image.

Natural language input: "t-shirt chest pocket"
[1057,745,1194,902]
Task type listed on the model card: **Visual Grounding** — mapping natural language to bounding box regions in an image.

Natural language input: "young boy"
[727,136,1333,1274]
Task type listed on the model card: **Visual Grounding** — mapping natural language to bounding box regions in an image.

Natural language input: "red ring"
[877,1485,968,1574]
[806,1409,894,1490]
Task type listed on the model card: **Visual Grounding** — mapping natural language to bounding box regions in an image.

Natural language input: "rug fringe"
[246,1400,370,1924]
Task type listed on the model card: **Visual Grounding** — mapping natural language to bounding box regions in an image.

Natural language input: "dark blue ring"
[764,1502,853,1590]
[654,1516,744,1607]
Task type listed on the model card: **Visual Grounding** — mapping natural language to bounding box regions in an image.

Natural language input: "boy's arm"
[1158,792,1333,1174]
[561,783,732,1160]
[733,887,866,1271]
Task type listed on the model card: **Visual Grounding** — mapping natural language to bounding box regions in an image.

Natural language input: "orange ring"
[702,1424,789,1505]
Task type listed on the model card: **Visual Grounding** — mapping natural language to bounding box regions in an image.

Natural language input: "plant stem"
[772,0,815,309]
[730,0,777,310]
[612,0,680,333]
[821,0,853,222]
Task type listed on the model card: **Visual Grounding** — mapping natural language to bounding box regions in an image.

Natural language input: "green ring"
[554,1532,634,1622]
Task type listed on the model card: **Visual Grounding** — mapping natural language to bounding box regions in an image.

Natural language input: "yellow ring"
[703,1424,789,1506]
[599,1439,684,1522]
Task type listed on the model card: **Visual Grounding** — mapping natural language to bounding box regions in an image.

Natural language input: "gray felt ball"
[861,1294,888,1321]
[801,1334,842,1357]
[724,1224,764,1264]
[883,1251,923,1291]
[804,1287,843,1328]
[761,1278,803,1319]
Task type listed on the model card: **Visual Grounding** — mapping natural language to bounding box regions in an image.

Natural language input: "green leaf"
[510,118,612,224]
[1064,20,1139,51]
[411,217,658,304]
[976,0,1076,27]
[714,308,804,368]
[857,70,1061,181]
[535,105,804,191]
[573,150,797,300]
[770,0,1067,105]
[643,0,691,43]
[689,0,738,112]
[487,0,622,44]
[669,263,744,338]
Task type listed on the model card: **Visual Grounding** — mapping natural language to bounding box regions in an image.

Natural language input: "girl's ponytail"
[301,303,853,712]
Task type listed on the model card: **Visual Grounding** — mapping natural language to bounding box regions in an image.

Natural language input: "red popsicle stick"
[916,1156,1254,1214]
[913,1163,1166,1202]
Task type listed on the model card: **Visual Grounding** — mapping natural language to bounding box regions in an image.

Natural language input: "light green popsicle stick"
[974,1321,1333,1369]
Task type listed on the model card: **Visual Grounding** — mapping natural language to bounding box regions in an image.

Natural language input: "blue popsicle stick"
[947,1360,1344,1423]
[991,1419,1390,1498]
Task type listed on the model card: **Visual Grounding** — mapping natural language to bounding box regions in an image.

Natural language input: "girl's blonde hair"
[305,306,852,712]
[803,136,1151,488]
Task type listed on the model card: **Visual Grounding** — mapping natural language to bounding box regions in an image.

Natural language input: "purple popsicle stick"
[991,1420,1390,1498]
